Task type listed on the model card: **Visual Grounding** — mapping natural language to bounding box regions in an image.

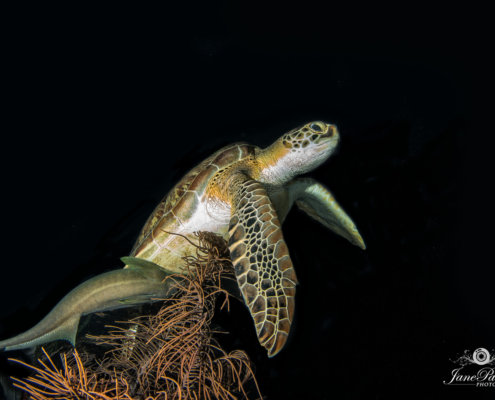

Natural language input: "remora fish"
[0,257,174,351]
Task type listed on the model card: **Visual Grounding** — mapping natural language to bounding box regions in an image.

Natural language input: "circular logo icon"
[473,348,491,365]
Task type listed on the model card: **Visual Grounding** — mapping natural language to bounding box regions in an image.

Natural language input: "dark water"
[0,3,488,400]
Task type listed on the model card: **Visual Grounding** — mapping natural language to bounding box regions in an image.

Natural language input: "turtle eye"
[310,123,322,132]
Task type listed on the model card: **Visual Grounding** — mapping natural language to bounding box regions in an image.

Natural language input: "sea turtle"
[127,120,366,356]
[0,121,365,357]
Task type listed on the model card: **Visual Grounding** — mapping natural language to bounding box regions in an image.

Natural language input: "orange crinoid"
[10,232,262,400]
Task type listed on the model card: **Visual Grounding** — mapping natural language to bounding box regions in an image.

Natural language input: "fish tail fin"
[0,313,80,352]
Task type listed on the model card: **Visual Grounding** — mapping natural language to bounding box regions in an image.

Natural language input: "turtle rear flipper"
[228,174,297,357]
[291,178,366,250]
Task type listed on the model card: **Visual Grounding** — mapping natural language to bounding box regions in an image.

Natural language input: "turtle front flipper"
[227,174,297,357]
[290,177,366,249]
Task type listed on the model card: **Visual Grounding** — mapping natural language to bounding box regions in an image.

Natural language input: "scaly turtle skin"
[128,121,366,357]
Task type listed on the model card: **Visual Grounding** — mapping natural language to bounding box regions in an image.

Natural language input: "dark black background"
[0,2,491,399]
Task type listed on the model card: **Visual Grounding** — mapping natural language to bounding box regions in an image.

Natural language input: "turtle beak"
[320,124,338,138]
[316,125,339,147]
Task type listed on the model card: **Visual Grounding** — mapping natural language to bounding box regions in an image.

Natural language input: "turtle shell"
[131,143,256,254]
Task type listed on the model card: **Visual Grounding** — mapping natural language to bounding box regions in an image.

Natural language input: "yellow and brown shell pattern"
[130,143,257,271]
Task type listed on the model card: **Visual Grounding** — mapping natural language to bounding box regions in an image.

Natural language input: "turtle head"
[257,121,340,184]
